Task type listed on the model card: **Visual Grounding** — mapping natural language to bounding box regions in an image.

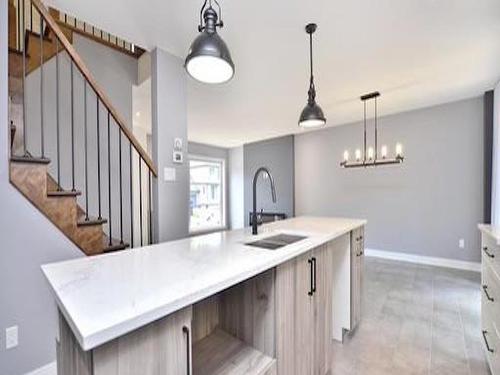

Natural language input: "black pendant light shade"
[185,1,235,84]
[299,23,326,128]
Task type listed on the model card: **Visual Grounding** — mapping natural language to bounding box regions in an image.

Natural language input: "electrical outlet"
[6,326,18,349]
[459,238,465,249]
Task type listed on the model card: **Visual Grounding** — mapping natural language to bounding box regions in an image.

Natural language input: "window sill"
[189,226,227,237]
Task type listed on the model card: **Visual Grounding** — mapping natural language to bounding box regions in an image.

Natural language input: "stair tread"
[10,155,50,164]
[47,190,82,197]
[102,237,130,253]
[77,216,108,226]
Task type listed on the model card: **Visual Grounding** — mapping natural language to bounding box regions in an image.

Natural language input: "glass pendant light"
[185,0,235,84]
[299,23,326,128]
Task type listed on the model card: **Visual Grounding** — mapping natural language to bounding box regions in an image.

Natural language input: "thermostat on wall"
[173,151,183,164]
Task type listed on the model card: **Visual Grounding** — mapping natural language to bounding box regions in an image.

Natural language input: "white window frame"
[188,154,226,234]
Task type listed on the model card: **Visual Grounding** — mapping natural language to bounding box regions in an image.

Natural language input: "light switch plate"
[6,326,18,349]
[459,238,465,249]
[164,167,176,182]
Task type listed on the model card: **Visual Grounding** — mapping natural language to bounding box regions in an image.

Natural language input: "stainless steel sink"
[245,234,308,250]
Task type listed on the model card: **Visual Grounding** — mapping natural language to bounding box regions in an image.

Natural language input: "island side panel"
[57,311,93,375]
[332,230,356,341]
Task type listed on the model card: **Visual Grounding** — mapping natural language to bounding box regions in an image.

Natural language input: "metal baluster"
[139,157,143,246]
[119,130,123,244]
[84,82,89,220]
[55,38,61,188]
[22,0,27,156]
[17,0,20,50]
[148,170,152,245]
[107,112,112,246]
[96,97,102,219]
[70,61,75,191]
[129,144,134,248]
[39,16,44,158]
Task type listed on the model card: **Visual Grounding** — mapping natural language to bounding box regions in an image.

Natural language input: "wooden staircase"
[7,0,156,256]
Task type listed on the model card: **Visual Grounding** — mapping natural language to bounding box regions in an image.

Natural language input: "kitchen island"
[43,216,366,375]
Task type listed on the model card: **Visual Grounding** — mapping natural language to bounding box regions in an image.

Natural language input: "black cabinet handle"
[312,257,317,294]
[308,259,314,296]
[183,326,191,375]
[482,330,495,353]
[483,247,495,258]
[483,285,495,302]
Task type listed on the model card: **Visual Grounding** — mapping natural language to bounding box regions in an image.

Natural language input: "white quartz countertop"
[42,216,366,351]
[479,224,500,244]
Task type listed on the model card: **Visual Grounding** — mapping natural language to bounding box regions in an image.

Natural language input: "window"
[189,156,225,233]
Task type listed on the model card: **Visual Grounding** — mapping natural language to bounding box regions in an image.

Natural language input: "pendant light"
[340,92,404,168]
[299,23,326,128]
[185,0,234,84]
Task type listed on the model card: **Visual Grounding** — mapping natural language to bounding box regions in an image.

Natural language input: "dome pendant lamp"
[185,0,235,84]
[299,23,326,128]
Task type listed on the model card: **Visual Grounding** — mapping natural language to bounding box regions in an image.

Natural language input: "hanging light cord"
[374,97,378,160]
[308,31,316,103]
[363,100,367,161]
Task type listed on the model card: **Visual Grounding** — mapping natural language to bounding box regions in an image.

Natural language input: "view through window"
[189,157,225,232]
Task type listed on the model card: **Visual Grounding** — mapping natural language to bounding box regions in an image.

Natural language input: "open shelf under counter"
[193,329,276,375]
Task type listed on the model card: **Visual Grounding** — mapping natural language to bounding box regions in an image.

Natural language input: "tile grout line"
[456,294,472,375]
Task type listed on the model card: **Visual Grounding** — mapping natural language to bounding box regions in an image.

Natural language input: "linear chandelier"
[340,92,404,169]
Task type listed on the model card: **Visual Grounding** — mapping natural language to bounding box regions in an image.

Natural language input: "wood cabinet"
[350,226,364,331]
[57,306,193,375]
[276,244,334,375]
[480,229,500,375]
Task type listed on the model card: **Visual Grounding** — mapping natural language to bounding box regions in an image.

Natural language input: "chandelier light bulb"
[343,150,349,161]
[355,149,361,161]
[367,147,374,160]
[381,145,388,158]
[396,143,403,157]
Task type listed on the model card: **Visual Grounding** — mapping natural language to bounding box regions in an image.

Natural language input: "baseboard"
[365,248,481,272]
[25,362,56,375]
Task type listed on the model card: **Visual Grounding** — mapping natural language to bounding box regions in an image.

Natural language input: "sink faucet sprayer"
[252,167,277,235]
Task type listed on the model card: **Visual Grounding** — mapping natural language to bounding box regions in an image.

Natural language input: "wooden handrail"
[30,0,158,177]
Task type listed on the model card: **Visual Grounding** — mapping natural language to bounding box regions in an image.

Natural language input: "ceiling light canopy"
[299,23,326,128]
[185,0,234,84]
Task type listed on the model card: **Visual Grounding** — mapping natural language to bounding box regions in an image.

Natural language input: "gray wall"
[295,97,484,262]
[0,1,82,374]
[151,48,189,242]
[188,142,230,231]
[24,33,139,247]
[229,146,244,229]
[243,135,295,226]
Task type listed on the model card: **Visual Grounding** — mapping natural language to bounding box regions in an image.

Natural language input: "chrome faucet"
[252,167,277,235]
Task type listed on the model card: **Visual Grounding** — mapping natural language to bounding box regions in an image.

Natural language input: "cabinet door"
[294,251,315,375]
[93,307,193,375]
[313,244,334,375]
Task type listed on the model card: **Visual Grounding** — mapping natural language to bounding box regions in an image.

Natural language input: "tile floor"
[332,257,490,375]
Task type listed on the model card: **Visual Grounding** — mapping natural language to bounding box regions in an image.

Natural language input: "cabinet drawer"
[482,233,500,275]
[482,308,500,375]
[482,264,500,329]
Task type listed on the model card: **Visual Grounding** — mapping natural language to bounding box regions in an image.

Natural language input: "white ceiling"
[48,0,500,148]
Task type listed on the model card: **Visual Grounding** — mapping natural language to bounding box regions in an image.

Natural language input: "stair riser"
[10,162,107,256]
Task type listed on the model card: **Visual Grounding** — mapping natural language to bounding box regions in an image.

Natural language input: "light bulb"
[396,143,403,157]
[343,150,349,161]
[367,147,374,160]
[381,145,388,158]
[355,149,361,161]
